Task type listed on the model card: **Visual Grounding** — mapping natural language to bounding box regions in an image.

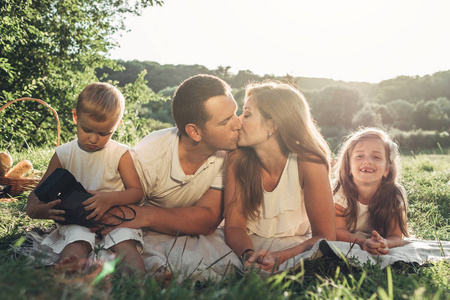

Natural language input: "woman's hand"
[245,249,280,272]
[362,230,389,255]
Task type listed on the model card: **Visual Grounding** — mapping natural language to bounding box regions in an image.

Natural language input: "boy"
[26,82,145,275]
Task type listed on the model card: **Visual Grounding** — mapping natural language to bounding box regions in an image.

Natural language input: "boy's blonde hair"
[77,82,125,122]
[333,127,409,237]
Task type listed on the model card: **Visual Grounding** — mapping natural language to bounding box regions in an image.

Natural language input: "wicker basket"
[0,98,61,196]
[0,176,40,196]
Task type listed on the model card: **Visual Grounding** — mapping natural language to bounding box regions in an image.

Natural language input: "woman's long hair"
[231,81,331,220]
[333,127,409,237]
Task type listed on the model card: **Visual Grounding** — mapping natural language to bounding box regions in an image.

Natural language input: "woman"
[224,81,336,272]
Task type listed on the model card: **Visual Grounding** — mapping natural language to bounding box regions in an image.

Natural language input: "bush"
[390,129,450,152]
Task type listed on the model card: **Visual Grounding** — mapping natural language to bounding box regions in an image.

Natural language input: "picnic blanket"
[275,238,450,273]
[13,228,450,282]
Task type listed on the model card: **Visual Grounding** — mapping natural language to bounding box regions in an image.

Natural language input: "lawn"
[0,147,449,299]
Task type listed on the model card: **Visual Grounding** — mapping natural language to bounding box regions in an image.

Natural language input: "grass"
[0,147,449,299]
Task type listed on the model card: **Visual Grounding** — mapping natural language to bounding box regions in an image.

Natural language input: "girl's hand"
[28,199,65,221]
[83,190,113,221]
[363,230,389,255]
[373,231,389,254]
[245,249,279,272]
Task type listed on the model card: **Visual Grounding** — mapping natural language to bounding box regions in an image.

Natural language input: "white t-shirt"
[132,127,226,208]
[246,152,310,238]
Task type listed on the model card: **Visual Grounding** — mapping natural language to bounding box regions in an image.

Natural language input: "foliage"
[391,129,450,152]
[0,0,163,148]
[412,98,450,131]
[371,71,450,104]
[97,60,213,93]
[386,99,415,130]
[309,86,364,129]
[352,102,383,129]
[114,70,172,147]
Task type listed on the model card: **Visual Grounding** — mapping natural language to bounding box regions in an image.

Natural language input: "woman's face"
[349,138,390,187]
[237,96,271,148]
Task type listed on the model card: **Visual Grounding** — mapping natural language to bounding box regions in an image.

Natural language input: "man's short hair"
[172,74,231,136]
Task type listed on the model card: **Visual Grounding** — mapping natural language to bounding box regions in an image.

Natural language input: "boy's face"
[72,109,121,152]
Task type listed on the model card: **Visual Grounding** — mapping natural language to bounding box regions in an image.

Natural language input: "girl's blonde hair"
[231,81,331,220]
[333,127,409,237]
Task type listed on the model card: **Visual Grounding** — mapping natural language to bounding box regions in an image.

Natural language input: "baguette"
[0,152,13,177]
[5,160,33,178]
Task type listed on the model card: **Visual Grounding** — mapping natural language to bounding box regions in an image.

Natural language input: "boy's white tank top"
[56,139,128,192]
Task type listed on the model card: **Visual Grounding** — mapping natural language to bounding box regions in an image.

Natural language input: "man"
[128,74,241,234]
[101,74,242,280]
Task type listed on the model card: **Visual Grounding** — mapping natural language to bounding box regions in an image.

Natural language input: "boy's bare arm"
[25,153,65,220]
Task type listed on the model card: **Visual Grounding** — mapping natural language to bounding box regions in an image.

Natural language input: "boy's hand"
[83,190,112,221]
[27,199,65,221]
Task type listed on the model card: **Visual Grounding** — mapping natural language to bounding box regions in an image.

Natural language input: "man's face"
[200,92,241,151]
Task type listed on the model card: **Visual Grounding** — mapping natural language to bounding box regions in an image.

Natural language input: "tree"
[386,99,414,130]
[309,86,364,129]
[0,0,163,147]
[229,70,261,88]
[352,103,383,128]
[412,98,450,131]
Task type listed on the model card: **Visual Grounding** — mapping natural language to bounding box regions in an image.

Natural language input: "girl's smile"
[350,138,389,186]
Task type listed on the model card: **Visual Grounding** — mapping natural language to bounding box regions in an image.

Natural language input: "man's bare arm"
[100,188,223,236]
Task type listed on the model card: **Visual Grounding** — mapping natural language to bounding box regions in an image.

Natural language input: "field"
[0,147,449,299]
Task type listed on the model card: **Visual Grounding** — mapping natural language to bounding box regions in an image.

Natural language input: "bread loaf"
[0,152,13,177]
[5,160,33,178]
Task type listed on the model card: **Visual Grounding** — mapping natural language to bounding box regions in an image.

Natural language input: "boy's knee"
[110,240,137,253]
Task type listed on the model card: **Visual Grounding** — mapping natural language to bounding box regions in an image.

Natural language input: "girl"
[333,127,408,255]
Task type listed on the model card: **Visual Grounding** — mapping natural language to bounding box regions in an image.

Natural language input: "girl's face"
[349,138,389,187]
[237,96,272,148]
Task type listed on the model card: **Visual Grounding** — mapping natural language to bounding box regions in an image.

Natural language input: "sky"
[109,0,450,83]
